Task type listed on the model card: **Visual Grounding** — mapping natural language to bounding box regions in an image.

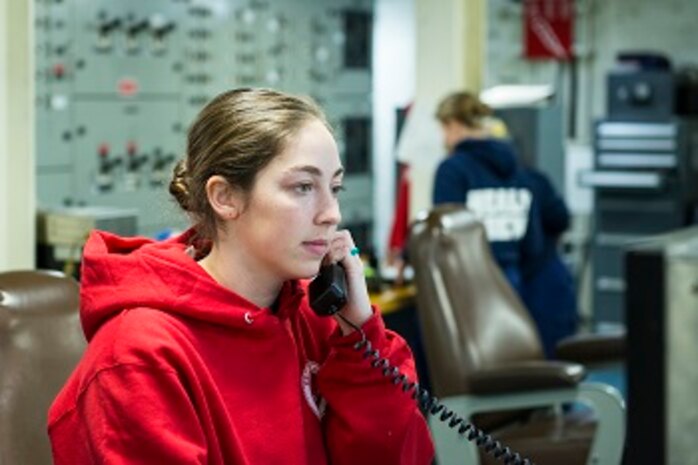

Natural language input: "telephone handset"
[308,263,348,316]
[309,263,534,465]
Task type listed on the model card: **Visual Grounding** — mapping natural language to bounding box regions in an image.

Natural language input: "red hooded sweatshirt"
[47,230,434,465]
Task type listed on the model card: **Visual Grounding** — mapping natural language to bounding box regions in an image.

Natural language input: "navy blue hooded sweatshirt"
[520,168,570,277]
[432,138,544,292]
[520,167,578,358]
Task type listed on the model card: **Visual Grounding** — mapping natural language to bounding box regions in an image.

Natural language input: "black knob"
[153,22,176,40]
[98,18,122,35]
[128,153,149,171]
[127,19,149,37]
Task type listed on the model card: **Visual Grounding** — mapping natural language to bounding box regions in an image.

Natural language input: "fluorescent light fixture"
[479,84,555,108]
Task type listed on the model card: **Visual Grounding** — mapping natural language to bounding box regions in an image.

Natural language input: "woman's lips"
[303,240,328,257]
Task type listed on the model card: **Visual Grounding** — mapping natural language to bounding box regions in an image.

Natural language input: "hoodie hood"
[79,229,305,342]
[454,138,519,178]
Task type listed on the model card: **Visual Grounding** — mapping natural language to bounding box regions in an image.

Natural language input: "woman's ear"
[205,175,243,220]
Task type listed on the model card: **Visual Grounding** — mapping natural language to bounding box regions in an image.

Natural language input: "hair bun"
[476,100,492,117]
[169,159,191,212]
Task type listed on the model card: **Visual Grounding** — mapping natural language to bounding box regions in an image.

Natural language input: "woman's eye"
[332,184,346,196]
[295,183,313,194]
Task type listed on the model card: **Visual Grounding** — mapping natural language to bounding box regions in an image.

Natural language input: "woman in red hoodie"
[48,88,434,465]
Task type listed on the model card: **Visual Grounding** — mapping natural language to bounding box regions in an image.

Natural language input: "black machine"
[624,227,698,465]
[581,56,698,325]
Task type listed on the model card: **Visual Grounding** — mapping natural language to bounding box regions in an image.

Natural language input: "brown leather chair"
[408,205,625,465]
[0,270,85,465]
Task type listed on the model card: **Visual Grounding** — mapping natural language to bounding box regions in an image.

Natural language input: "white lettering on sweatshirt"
[465,188,532,242]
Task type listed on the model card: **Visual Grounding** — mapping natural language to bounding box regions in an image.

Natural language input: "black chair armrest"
[469,361,586,395]
[555,331,626,364]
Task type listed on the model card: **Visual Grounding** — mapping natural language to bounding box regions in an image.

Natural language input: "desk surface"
[369,285,416,315]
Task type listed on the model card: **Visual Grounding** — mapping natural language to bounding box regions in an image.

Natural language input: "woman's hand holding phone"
[324,230,372,335]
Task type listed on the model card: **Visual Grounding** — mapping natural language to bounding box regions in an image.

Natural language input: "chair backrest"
[409,205,544,398]
[0,270,85,465]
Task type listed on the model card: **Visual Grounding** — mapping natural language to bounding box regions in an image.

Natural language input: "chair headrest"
[0,270,79,317]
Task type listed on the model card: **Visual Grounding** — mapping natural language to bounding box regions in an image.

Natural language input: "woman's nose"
[316,192,341,225]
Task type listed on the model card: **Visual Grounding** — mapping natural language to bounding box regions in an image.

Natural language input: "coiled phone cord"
[337,313,534,465]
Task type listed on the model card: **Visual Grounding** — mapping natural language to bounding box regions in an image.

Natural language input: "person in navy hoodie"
[520,167,579,358]
[432,91,543,295]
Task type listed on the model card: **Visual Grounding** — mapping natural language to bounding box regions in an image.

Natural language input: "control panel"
[35,0,374,243]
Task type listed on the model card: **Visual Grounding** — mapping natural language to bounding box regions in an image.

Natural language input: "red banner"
[524,0,574,61]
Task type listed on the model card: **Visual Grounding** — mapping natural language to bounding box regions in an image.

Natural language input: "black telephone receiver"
[309,263,348,316]
[307,263,534,465]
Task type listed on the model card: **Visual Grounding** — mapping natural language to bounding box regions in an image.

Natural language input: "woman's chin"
[291,262,323,280]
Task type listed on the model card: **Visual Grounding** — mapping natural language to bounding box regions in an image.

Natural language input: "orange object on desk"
[369,285,416,315]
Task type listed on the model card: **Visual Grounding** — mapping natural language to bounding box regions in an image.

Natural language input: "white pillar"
[400,0,485,220]
[373,0,416,258]
[0,0,35,271]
